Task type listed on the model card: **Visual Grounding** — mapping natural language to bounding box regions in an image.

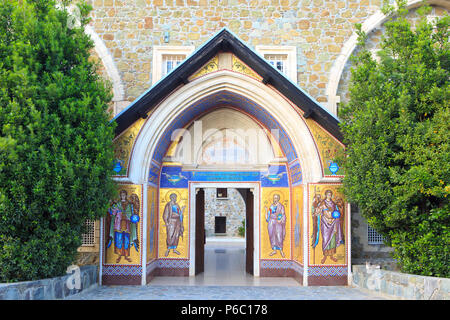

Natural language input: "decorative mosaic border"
[288,158,303,186]
[102,265,143,276]
[157,259,190,269]
[260,260,304,275]
[101,182,144,268]
[148,160,161,187]
[260,259,292,270]
[308,266,347,277]
[261,260,346,278]
[307,182,348,268]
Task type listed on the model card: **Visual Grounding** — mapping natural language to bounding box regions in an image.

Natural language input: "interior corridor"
[149,237,299,286]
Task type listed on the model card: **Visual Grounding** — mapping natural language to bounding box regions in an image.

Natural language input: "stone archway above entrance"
[128,71,322,185]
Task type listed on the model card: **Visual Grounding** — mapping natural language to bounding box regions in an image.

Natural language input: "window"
[162,54,185,77]
[255,46,297,83]
[216,188,228,199]
[152,46,195,85]
[265,54,288,75]
[367,225,384,245]
[215,216,227,234]
[82,220,96,246]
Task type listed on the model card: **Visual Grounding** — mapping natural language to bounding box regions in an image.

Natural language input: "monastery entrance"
[103,29,350,287]
[159,105,281,279]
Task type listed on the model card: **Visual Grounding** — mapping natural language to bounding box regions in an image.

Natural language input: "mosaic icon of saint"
[265,194,286,258]
[163,193,186,256]
[107,190,140,263]
[311,190,344,264]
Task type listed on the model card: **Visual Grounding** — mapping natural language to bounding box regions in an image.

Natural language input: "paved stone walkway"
[67,284,388,300]
[75,240,390,300]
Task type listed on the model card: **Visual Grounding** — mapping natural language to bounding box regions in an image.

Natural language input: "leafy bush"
[0,0,116,282]
[238,219,245,237]
[339,0,449,277]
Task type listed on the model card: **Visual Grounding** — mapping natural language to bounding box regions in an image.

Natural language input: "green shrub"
[238,219,245,238]
[0,0,116,282]
[339,0,449,277]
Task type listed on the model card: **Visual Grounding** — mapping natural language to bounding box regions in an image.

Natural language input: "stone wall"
[84,1,449,115]
[205,188,245,237]
[86,0,384,107]
[0,265,98,300]
[350,204,397,270]
[352,264,450,300]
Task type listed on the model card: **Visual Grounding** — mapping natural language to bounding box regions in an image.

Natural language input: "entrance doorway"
[193,186,255,277]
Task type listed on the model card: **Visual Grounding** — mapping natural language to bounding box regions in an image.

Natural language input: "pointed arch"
[128,70,323,185]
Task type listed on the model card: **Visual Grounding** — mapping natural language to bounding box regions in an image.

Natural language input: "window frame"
[80,220,98,248]
[367,224,385,245]
[255,45,297,83]
[152,46,195,85]
[216,188,228,200]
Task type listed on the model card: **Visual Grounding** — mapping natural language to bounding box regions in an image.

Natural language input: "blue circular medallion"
[131,214,140,223]
[332,210,341,219]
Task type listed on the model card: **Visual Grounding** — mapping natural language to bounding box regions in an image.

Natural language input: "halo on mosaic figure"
[267,189,287,205]
[164,189,183,204]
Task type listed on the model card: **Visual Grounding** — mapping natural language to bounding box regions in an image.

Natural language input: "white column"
[189,186,196,276]
[253,187,260,277]
[99,217,104,286]
[347,202,352,285]
[141,183,148,285]
[303,183,309,286]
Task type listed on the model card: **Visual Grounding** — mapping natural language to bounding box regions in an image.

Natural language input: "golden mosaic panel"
[158,188,189,259]
[104,184,142,265]
[232,55,262,81]
[292,186,303,265]
[308,184,346,266]
[261,187,291,260]
[147,186,158,262]
[306,119,345,176]
[189,55,219,80]
[112,118,146,176]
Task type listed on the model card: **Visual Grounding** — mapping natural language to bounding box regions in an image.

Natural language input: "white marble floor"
[149,237,300,286]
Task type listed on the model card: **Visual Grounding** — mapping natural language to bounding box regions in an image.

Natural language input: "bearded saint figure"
[163,193,186,256]
[265,194,286,258]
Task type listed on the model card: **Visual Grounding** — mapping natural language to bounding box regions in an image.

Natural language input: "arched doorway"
[148,89,302,280]
[102,30,350,286]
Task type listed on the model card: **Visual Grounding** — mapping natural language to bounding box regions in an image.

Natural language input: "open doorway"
[195,187,254,277]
